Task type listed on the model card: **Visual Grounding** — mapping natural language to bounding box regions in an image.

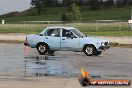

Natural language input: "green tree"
[100,0,103,5]
[122,0,128,5]
[63,0,74,6]
[44,0,58,7]
[31,0,45,15]
[103,0,114,8]
[115,0,125,7]
[61,12,69,21]
[75,0,84,6]
[62,3,81,22]
[89,0,100,10]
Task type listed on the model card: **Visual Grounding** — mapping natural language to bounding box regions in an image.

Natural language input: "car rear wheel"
[37,43,49,55]
[83,45,96,56]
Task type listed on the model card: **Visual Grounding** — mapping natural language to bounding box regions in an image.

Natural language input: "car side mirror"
[66,35,76,39]
[71,35,76,39]
[71,36,74,39]
[66,36,74,39]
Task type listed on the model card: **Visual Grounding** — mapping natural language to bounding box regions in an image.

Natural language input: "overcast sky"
[0,0,31,15]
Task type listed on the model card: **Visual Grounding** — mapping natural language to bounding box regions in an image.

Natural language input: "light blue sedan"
[24,26,109,56]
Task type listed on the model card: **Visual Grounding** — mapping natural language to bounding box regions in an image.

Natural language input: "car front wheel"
[83,45,96,56]
[93,51,102,56]
[37,43,49,55]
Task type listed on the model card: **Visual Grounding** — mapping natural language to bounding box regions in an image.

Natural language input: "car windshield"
[70,28,85,38]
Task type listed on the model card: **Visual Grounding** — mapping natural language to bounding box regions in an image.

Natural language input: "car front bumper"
[99,45,110,50]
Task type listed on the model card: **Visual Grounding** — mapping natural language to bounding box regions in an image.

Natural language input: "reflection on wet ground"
[0,43,79,77]
[0,43,132,79]
[24,55,79,77]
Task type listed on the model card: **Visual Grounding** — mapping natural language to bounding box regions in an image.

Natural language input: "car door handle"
[45,37,48,39]
[62,39,65,40]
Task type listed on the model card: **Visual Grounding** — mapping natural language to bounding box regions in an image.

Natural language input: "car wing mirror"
[71,36,74,39]
[71,35,76,39]
[66,36,74,39]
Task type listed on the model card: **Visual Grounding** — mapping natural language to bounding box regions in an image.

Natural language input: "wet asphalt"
[0,43,132,79]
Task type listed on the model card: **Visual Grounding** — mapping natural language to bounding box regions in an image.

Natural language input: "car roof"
[46,26,75,29]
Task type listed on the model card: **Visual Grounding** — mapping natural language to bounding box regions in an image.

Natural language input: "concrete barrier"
[0,33,26,41]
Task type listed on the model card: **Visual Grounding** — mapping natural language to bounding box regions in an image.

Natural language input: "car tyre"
[48,50,55,54]
[37,43,49,55]
[93,51,102,56]
[83,45,96,56]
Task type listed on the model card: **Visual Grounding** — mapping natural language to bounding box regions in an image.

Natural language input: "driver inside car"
[65,31,73,37]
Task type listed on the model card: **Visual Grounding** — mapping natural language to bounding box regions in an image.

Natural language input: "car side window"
[62,29,76,38]
[45,29,60,37]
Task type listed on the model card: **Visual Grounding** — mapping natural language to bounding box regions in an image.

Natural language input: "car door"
[44,28,61,50]
[61,29,80,50]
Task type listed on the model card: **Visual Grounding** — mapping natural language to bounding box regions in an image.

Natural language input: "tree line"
[30,0,132,21]
[31,0,132,14]
[31,0,132,7]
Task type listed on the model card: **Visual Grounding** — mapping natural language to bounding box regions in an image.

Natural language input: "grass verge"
[0,23,132,36]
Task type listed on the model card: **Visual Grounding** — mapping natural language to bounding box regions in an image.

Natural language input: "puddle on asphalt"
[0,54,126,78]
[0,44,89,78]
[0,53,79,77]
[24,55,79,77]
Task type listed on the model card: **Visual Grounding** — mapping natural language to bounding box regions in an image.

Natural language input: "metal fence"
[0,20,131,34]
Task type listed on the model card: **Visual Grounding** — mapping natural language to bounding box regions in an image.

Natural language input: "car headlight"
[101,42,108,46]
